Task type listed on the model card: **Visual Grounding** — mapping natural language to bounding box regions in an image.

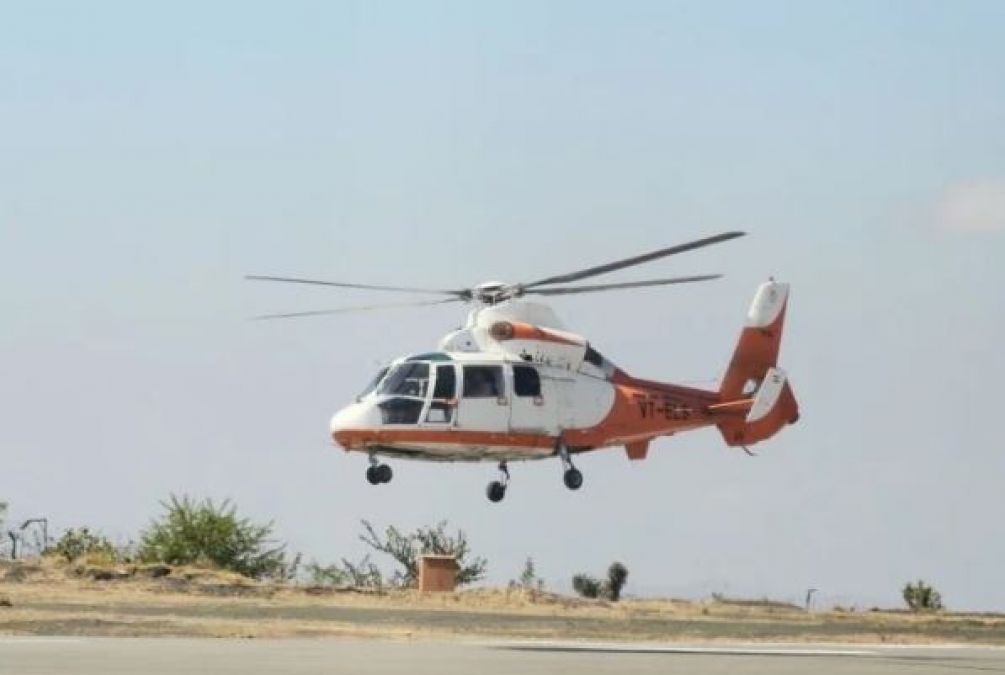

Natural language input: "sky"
[2,1,1004,610]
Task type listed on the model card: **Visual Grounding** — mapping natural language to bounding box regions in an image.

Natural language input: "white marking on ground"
[496,640,878,656]
[0,637,85,645]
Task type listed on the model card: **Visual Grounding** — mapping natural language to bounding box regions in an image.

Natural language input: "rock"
[137,564,172,579]
[85,567,132,581]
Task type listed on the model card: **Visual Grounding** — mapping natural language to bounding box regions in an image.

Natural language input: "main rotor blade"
[246,275,470,298]
[251,298,463,320]
[523,274,722,296]
[521,231,745,289]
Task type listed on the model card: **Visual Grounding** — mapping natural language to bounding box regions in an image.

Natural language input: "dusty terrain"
[2,559,1003,644]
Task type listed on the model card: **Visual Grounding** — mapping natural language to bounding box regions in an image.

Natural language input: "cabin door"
[455,365,510,432]
[508,365,551,433]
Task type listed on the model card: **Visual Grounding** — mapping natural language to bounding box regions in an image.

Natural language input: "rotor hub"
[471,281,522,304]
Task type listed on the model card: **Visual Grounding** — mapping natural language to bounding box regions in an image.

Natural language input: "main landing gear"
[486,462,509,503]
[559,442,583,491]
[365,456,392,485]
[483,445,584,502]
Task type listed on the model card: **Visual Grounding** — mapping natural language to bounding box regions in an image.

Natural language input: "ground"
[2,559,1004,644]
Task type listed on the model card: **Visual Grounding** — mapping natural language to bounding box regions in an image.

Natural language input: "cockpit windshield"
[357,367,389,400]
[377,362,430,398]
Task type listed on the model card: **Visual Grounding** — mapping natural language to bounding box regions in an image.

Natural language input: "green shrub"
[53,527,116,562]
[903,580,943,612]
[606,562,629,601]
[572,562,629,601]
[138,495,291,580]
[572,573,602,598]
[307,555,383,589]
[359,520,486,587]
[509,557,545,591]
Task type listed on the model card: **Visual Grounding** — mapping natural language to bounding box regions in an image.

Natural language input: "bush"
[606,562,629,601]
[903,580,943,612]
[572,573,602,599]
[52,527,116,562]
[359,520,486,587]
[307,555,383,590]
[572,562,630,601]
[138,495,292,580]
[307,561,347,586]
[510,557,545,591]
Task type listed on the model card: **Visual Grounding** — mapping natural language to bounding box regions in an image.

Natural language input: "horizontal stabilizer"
[746,367,786,423]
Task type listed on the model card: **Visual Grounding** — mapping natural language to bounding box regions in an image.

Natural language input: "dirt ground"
[2,560,1003,644]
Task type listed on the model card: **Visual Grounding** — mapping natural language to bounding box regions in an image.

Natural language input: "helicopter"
[248,231,799,502]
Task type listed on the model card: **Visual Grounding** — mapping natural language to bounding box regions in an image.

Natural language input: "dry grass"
[2,559,1004,645]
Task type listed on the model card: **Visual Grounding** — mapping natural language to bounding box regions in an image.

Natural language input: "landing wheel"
[366,463,393,485]
[486,461,510,502]
[486,480,507,503]
[557,440,583,491]
[563,467,583,491]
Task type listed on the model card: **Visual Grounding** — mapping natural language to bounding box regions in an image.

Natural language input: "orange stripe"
[507,322,582,347]
[333,428,557,451]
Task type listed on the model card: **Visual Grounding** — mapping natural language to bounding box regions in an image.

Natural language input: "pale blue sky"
[2,1,1004,609]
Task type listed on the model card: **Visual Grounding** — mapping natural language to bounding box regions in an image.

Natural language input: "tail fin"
[716,280,799,447]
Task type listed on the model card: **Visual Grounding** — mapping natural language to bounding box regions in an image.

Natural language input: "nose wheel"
[365,457,393,485]
[486,462,510,503]
[563,466,583,490]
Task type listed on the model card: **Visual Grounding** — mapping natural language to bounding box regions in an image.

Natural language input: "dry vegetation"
[2,559,1005,644]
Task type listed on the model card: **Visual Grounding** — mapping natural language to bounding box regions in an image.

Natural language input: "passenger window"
[463,366,504,398]
[433,365,456,399]
[513,366,541,397]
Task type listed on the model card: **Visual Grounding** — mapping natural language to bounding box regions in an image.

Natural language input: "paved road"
[1,637,1003,674]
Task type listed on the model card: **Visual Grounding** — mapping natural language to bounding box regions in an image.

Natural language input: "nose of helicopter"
[330,402,380,449]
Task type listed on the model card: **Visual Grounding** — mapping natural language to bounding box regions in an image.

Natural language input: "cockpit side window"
[462,365,504,398]
[378,362,430,398]
[433,365,456,399]
[426,364,457,424]
[513,365,541,397]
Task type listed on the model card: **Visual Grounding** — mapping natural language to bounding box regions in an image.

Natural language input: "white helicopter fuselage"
[330,300,618,462]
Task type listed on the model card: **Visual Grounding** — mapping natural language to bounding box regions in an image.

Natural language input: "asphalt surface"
[2,637,1004,674]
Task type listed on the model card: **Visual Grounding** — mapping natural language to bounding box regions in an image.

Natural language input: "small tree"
[138,495,290,580]
[903,580,943,612]
[606,562,629,601]
[572,562,630,601]
[572,573,602,598]
[307,561,347,587]
[510,557,545,591]
[359,520,486,587]
[307,555,383,589]
[0,502,6,558]
[53,527,116,562]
